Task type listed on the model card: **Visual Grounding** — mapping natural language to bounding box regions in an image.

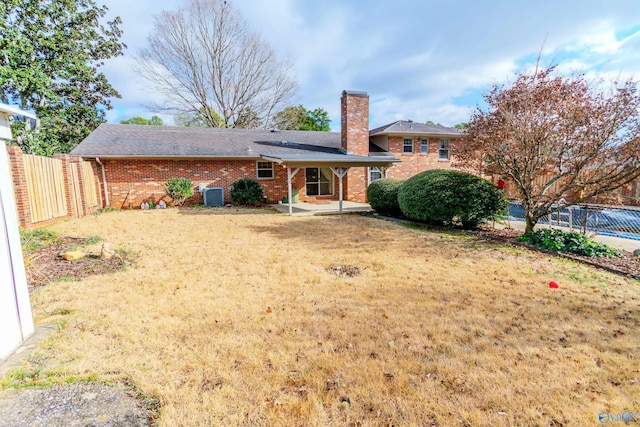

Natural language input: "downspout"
[95,157,110,207]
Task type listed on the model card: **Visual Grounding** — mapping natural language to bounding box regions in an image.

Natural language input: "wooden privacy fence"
[6,145,103,228]
[23,154,67,223]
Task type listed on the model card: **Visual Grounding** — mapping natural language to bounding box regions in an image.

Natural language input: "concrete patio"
[270,201,372,216]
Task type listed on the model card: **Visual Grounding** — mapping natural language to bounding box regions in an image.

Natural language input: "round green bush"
[397,169,505,228]
[230,178,264,205]
[366,178,404,216]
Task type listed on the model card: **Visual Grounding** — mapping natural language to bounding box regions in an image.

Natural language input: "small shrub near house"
[397,169,505,228]
[366,178,404,216]
[230,178,263,205]
[518,228,620,258]
[163,178,194,206]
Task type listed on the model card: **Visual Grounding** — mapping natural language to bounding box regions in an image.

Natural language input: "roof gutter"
[95,157,109,207]
[72,154,263,160]
[260,154,400,168]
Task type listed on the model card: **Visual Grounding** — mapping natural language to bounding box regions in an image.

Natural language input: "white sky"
[99,0,640,130]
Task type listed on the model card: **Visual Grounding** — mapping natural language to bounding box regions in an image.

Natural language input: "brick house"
[71,90,463,210]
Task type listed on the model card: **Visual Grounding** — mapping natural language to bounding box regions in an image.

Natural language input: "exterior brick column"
[5,145,31,227]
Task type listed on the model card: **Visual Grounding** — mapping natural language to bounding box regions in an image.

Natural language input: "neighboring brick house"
[70,90,463,209]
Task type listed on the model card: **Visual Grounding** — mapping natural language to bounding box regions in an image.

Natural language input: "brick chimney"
[341,90,369,155]
[340,90,369,203]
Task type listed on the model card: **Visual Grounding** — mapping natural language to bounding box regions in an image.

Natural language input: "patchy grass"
[82,235,103,245]
[20,228,60,252]
[18,208,640,426]
[1,353,100,390]
[92,206,118,215]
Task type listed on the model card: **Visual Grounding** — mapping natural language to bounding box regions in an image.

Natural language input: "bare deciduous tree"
[137,0,296,128]
[458,65,640,233]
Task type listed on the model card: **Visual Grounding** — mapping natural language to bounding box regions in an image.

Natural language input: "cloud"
[98,0,640,129]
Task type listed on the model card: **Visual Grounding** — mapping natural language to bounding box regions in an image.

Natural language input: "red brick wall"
[344,168,368,203]
[96,159,353,208]
[385,136,464,180]
[6,146,31,227]
[96,158,376,207]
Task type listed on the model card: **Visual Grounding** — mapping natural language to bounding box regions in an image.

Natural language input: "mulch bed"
[25,237,128,292]
[471,227,640,280]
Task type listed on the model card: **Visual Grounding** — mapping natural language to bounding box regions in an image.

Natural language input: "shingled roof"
[70,124,343,158]
[369,120,462,137]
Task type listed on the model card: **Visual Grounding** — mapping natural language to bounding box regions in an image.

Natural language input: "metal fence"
[507,201,640,243]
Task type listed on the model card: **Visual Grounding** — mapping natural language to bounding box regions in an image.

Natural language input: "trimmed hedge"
[366,178,404,216]
[230,178,264,205]
[397,169,505,228]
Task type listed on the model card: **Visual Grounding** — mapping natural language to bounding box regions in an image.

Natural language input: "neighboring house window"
[305,168,333,196]
[257,161,274,179]
[420,139,429,154]
[369,167,383,184]
[439,139,450,160]
[403,137,414,153]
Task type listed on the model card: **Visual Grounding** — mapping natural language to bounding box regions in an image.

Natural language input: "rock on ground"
[62,250,84,261]
[0,383,151,427]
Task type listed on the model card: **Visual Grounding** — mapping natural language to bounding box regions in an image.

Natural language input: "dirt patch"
[471,227,640,279]
[325,264,361,277]
[0,383,153,427]
[25,237,133,292]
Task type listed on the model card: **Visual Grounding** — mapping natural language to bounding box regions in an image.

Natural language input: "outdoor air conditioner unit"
[203,188,224,207]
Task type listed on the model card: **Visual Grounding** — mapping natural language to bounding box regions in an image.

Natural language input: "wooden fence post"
[53,153,75,219]
[69,156,89,216]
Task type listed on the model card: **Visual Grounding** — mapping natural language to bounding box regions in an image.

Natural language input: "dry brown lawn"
[22,208,640,426]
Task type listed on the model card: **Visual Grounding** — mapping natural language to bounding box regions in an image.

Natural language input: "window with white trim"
[369,167,383,184]
[438,139,450,160]
[420,139,429,154]
[403,137,414,153]
[256,161,274,179]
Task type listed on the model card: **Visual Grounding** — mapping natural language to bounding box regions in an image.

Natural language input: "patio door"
[305,168,334,196]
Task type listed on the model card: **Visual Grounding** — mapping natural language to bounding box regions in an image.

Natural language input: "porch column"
[286,167,300,216]
[330,167,350,212]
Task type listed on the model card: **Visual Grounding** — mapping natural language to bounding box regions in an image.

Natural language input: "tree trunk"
[524,216,536,234]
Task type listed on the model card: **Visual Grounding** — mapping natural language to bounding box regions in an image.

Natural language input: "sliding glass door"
[305,168,334,196]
